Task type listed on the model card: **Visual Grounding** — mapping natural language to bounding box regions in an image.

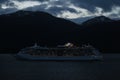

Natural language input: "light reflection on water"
[0,54,120,80]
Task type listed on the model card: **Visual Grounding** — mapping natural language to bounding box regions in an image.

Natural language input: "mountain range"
[0,10,120,53]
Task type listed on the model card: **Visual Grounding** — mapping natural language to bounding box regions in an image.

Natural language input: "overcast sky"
[0,0,120,23]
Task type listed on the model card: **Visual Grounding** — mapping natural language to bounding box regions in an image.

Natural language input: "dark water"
[0,54,120,80]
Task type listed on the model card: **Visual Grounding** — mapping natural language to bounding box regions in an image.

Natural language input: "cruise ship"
[16,43,103,61]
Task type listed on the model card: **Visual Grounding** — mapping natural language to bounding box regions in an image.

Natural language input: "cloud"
[0,0,120,23]
[1,0,42,10]
[103,6,120,18]
[94,6,120,19]
[70,0,120,11]
[0,0,63,12]
[57,4,93,19]
[56,2,120,19]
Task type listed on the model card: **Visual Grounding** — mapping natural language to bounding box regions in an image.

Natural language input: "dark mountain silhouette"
[0,10,81,53]
[0,11,120,53]
[82,16,115,26]
[80,16,120,53]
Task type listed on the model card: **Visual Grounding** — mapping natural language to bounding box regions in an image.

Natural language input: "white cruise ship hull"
[16,53,103,61]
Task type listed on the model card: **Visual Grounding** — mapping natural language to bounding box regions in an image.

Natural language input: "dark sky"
[0,0,120,23]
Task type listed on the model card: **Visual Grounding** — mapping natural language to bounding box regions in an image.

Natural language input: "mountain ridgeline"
[0,11,120,53]
[0,11,81,53]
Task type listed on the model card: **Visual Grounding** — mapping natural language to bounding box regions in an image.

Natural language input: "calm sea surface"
[0,54,120,80]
